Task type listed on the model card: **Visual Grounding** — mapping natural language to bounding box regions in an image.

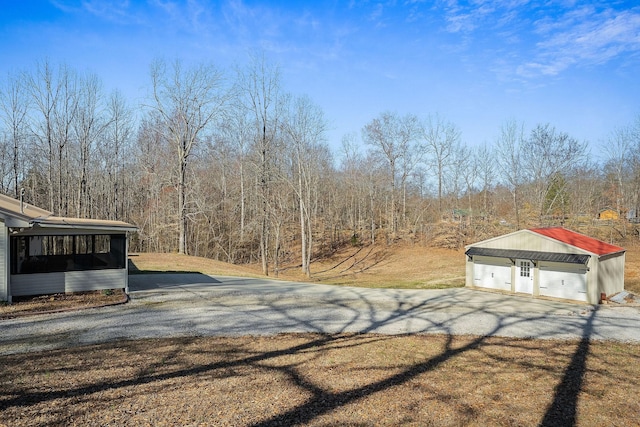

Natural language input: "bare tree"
[523,124,587,221]
[235,53,284,275]
[52,64,79,216]
[458,144,478,223]
[283,95,328,277]
[148,59,226,255]
[220,98,252,242]
[628,115,640,219]
[419,114,461,217]
[339,132,365,235]
[495,119,526,228]
[476,143,495,219]
[73,72,105,217]
[0,71,28,197]
[363,111,419,233]
[603,124,635,217]
[132,112,174,252]
[103,90,133,220]
[25,60,60,211]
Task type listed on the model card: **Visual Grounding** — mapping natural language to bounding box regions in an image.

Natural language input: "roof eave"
[31,222,138,233]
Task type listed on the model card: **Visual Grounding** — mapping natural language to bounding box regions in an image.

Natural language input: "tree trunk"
[179,154,187,255]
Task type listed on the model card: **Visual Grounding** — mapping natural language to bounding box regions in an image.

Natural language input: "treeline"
[1,57,639,275]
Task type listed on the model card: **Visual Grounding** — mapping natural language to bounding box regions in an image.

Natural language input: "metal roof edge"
[465,247,591,265]
[30,216,138,232]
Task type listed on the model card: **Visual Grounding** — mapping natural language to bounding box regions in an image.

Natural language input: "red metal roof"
[529,227,624,256]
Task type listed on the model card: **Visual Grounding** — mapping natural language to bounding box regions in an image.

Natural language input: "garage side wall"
[597,253,625,298]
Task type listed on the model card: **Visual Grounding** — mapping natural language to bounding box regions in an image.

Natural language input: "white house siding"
[10,269,126,297]
[0,223,7,302]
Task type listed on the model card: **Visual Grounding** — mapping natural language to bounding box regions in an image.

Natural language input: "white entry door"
[515,259,533,294]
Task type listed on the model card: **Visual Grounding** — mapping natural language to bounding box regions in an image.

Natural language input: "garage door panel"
[473,262,511,291]
[539,267,587,302]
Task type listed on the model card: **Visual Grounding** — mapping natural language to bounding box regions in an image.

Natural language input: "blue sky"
[1,0,639,155]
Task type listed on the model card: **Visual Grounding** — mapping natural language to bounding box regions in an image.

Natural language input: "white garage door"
[473,261,512,291]
[539,266,587,302]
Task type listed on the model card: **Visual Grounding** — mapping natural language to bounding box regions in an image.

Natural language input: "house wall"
[0,222,7,302]
[10,269,127,297]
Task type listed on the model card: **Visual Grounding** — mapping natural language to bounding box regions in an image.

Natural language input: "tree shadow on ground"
[539,307,597,427]
[0,286,620,426]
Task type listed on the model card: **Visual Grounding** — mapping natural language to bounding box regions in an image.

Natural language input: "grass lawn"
[1,333,639,426]
[130,244,467,289]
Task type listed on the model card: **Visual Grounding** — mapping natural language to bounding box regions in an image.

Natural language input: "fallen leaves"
[1,334,639,426]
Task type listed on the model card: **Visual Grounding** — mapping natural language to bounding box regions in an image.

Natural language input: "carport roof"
[0,193,136,232]
[465,247,591,265]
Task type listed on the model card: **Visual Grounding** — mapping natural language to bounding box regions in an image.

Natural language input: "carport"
[465,227,625,304]
[0,193,136,303]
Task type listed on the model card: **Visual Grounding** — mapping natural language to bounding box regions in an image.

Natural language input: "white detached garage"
[465,227,625,304]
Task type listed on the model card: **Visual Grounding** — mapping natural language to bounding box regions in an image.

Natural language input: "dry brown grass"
[0,290,126,319]
[1,333,639,426]
[623,245,640,295]
[129,252,266,278]
[131,243,466,289]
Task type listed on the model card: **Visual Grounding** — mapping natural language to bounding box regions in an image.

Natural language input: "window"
[519,261,531,277]
[11,234,126,274]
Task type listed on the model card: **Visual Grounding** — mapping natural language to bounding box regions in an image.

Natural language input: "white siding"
[0,223,6,302]
[10,269,126,297]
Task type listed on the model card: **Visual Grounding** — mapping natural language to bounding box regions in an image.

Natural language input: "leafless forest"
[1,57,639,276]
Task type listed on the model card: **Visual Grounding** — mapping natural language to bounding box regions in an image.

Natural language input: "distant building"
[597,209,619,221]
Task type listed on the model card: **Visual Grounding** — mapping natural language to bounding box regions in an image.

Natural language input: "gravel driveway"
[2,273,640,355]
